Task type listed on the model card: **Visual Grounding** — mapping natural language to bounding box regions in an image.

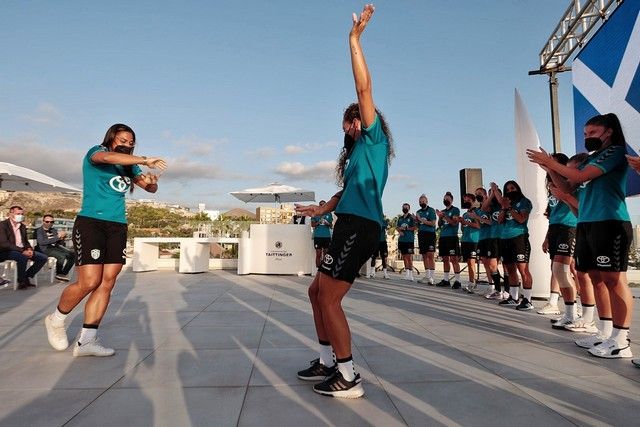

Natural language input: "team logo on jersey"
[506,212,513,221]
[471,251,477,256]
[596,255,611,266]
[91,249,101,260]
[323,254,334,265]
[492,211,500,221]
[580,180,590,189]
[548,195,558,207]
[558,243,569,250]
[109,176,131,193]
[517,254,525,261]
[449,249,455,255]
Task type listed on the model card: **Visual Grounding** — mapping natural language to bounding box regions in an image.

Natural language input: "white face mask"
[13,214,24,223]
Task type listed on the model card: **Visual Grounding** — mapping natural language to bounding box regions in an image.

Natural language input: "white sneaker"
[551,316,575,330]
[564,318,599,333]
[383,271,390,280]
[588,338,633,358]
[575,333,608,349]
[72,338,115,357]
[44,314,69,351]
[486,291,501,300]
[537,303,561,315]
[417,275,429,284]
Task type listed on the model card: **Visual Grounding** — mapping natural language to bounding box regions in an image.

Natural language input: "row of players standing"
[394,183,535,310]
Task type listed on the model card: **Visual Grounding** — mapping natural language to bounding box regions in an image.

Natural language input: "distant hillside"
[222,208,256,220]
[0,191,81,215]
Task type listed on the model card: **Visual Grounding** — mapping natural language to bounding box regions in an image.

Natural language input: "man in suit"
[0,205,48,289]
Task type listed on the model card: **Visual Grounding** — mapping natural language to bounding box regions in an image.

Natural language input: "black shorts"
[418,231,436,254]
[73,215,127,265]
[547,224,576,259]
[319,214,380,284]
[501,235,530,264]
[313,237,331,250]
[398,241,415,255]
[438,235,460,257]
[461,242,479,260]
[575,221,632,272]
[373,241,388,259]
[479,238,500,259]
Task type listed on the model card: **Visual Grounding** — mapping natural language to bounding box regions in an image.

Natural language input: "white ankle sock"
[600,319,613,338]
[428,270,434,279]
[611,328,629,346]
[566,302,577,320]
[78,328,97,345]
[549,293,560,306]
[454,273,460,282]
[510,287,519,300]
[444,272,450,281]
[319,344,334,367]
[523,288,532,301]
[582,305,595,323]
[51,309,67,326]
[337,360,356,381]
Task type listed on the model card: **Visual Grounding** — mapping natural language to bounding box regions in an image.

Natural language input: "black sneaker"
[451,281,462,290]
[499,297,517,306]
[312,371,364,398]
[516,298,534,311]
[436,279,450,287]
[297,358,337,381]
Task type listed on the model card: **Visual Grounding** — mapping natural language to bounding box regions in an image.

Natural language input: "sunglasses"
[43,220,54,223]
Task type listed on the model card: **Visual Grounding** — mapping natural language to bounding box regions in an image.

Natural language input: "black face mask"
[113,145,133,155]
[343,134,355,156]
[443,199,451,207]
[475,195,484,203]
[402,208,409,214]
[462,202,471,209]
[419,203,427,209]
[584,137,603,152]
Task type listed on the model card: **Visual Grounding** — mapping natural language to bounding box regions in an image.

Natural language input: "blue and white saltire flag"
[572,0,640,196]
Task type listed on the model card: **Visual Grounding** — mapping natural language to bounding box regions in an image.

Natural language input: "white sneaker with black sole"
[551,316,575,330]
[72,338,115,357]
[312,371,364,399]
[564,318,598,333]
[55,275,70,282]
[588,338,633,359]
[575,333,608,349]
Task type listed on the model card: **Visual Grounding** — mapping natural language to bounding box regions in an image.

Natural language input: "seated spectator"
[0,206,48,289]
[36,214,75,281]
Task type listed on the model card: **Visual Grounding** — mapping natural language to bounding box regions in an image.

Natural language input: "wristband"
[141,156,148,166]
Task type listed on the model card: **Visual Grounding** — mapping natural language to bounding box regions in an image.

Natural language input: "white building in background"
[197,203,220,221]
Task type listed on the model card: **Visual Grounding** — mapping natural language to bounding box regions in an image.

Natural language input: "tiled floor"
[0,270,639,426]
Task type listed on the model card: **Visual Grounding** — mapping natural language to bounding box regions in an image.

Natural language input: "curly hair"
[335,103,395,185]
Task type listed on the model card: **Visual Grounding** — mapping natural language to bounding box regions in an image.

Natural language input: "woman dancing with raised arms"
[295,4,393,398]
[44,124,166,357]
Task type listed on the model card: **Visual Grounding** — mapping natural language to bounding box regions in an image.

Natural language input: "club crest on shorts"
[323,254,334,265]
[91,249,101,260]
[471,251,476,256]
[558,243,569,250]
[517,254,525,261]
[449,249,455,255]
[596,255,611,266]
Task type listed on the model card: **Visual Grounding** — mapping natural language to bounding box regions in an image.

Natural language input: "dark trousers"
[42,246,75,275]
[0,250,48,282]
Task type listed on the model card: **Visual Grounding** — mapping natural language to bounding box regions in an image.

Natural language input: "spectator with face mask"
[36,214,75,281]
[0,206,48,289]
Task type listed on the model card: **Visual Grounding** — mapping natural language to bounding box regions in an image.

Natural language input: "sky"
[1,1,638,221]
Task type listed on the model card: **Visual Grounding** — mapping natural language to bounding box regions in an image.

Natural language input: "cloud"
[245,147,276,158]
[166,134,227,157]
[283,141,339,155]
[0,136,82,185]
[274,160,336,181]
[22,102,64,126]
[161,157,247,181]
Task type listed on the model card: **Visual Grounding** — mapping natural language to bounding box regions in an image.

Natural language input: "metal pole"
[549,71,562,154]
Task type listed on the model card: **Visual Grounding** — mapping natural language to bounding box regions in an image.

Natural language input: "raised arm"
[349,4,376,127]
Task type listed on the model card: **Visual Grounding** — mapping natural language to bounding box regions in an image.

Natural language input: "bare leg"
[57,264,104,313]
[308,275,328,342]
[83,264,123,325]
[317,274,352,359]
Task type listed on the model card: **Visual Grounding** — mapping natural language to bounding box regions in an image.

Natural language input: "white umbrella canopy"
[0,162,81,193]
[230,183,315,204]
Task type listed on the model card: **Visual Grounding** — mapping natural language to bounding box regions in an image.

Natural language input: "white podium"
[133,237,211,273]
[237,224,315,275]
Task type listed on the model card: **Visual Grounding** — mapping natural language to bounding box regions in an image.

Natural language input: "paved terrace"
[0,270,639,426]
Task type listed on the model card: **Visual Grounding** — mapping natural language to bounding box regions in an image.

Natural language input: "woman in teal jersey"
[528,113,633,359]
[459,193,481,293]
[396,203,416,281]
[415,194,437,285]
[480,186,505,300]
[436,192,461,288]
[44,124,166,357]
[496,180,533,310]
[294,4,394,398]
[311,200,333,268]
